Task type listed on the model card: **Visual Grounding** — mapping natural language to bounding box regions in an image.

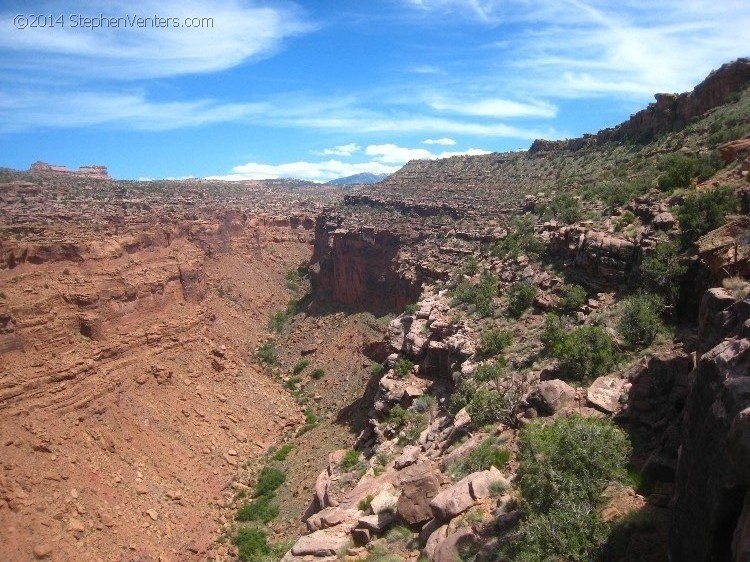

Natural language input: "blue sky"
[0,0,748,182]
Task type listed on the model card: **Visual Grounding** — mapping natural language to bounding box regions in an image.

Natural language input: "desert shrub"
[617,294,663,348]
[236,494,279,523]
[393,358,414,379]
[677,186,738,248]
[273,444,294,461]
[614,210,636,232]
[640,239,687,307]
[311,367,325,379]
[723,276,750,300]
[467,372,527,428]
[557,284,587,312]
[285,269,302,292]
[510,415,631,561]
[341,449,360,471]
[550,192,582,224]
[235,528,270,561]
[551,325,617,381]
[358,494,374,512]
[449,377,476,416]
[451,437,510,478]
[657,153,704,192]
[292,358,310,375]
[256,341,277,366]
[695,151,724,181]
[540,313,566,353]
[491,216,544,260]
[404,303,419,315]
[370,363,384,376]
[505,281,536,318]
[386,405,426,443]
[254,467,285,497]
[462,255,479,275]
[268,309,291,333]
[478,327,512,357]
[453,271,498,317]
[472,358,506,384]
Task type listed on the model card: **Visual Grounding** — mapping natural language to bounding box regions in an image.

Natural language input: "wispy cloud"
[409,65,444,74]
[0,0,313,79]
[366,143,490,164]
[423,138,456,145]
[318,143,361,156]
[427,96,557,118]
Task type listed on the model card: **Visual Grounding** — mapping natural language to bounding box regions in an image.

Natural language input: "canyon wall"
[309,214,422,314]
[670,289,750,562]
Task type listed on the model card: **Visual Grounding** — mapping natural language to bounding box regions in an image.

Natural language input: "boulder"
[431,527,476,562]
[370,490,398,514]
[397,462,441,525]
[394,445,421,469]
[527,379,575,415]
[357,512,396,534]
[587,375,626,413]
[290,529,350,557]
[306,507,358,532]
[430,469,505,521]
[468,466,509,500]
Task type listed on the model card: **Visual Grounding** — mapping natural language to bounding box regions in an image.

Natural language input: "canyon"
[0,58,749,562]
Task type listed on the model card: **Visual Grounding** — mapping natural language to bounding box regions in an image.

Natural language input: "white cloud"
[366,143,490,164]
[427,96,557,118]
[208,159,399,183]
[319,143,361,156]
[409,65,444,74]
[423,138,456,145]
[0,0,313,79]
[209,142,492,182]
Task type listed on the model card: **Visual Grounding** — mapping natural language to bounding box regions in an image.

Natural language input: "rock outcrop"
[670,289,750,562]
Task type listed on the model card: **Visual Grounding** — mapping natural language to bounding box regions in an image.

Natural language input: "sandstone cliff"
[670,288,750,562]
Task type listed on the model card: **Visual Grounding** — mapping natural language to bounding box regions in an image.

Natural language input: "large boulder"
[429,468,508,521]
[587,375,626,414]
[397,462,441,525]
[290,529,350,557]
[527,379,576,415]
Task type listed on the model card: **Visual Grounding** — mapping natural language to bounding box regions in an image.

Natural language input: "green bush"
[557,284,587,312]
[285,269,302,292]
[511,415,631,561]
[617,294,663,348]
[658,153,698,192]
[478,328,512,357]
[341,449,360,471]
[256,341,277,366]
[386,405,427,443]
[393,358,414,378]
[236,494,279,523]
[235,528,270,561]
[453,271,498,317]
[311,367,325,379]
[404,302,419,315]
[550,325,617,381]
[505,281,536,318]
[551,192,582,224]
[491,216,544,260]
[292,359,310,375]
[273,444,294,461]
[449,377,475,416]
[462,255,479,275]
[472,358,506,383]
[268,309,291,333]
[370,363,384,376]
[451,437,510,478]
[640,239,687,307]
[677,186,737,248]
[254,467,285,497]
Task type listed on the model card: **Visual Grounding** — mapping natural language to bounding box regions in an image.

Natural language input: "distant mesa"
[326,172,389,186]
[29,161,110,179]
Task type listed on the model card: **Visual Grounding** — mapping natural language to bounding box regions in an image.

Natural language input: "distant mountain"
[326,172,389,185]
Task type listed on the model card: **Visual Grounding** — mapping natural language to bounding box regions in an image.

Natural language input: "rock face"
[547,226,641,291]
[309,214,422,314]
[670,290,750,562]
[697,216,750,283]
